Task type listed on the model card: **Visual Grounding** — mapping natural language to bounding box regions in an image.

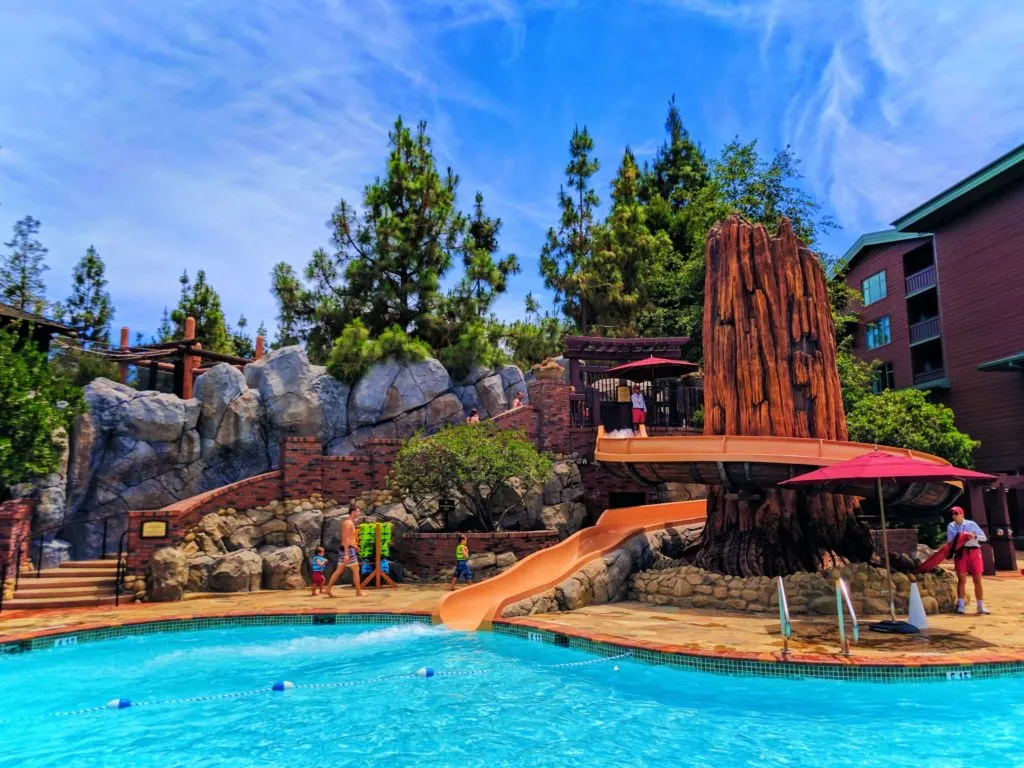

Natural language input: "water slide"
[433,499,708,631]
[434,428,959,631]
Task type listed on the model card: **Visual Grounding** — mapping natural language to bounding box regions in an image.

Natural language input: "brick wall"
[0,498,34,571]
[126,472,282,572]
[870,527,918,556]
[281,437,323,498]
[488,404,540,442]
[529,380,572,455]
[400,530,560,578]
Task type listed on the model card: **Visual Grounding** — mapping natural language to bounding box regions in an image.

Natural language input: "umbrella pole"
[877,477,896,621]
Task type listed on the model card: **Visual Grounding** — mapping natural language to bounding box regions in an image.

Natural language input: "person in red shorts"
[946,506,990,614]
[630,384,646,433]
[310,546,328,597]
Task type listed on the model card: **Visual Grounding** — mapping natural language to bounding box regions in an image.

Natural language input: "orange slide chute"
[432,499,707,631]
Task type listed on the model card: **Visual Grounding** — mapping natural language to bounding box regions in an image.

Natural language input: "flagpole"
[877,476,896,621]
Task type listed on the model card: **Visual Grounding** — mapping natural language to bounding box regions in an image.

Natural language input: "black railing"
[114,529,130,607]
[569,382,704,429]
[11,510,128,593]
[909,316,941,344]
[913,368,946,385]
[905,265,937,295]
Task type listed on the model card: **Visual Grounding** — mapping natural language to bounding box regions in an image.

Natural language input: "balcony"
[909,316,941,345]
[905,265,937,296]
[913,368,947,385]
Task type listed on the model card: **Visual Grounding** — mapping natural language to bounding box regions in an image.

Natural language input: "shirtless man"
[325,505,364,598]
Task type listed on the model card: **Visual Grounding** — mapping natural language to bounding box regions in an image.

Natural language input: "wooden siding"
[843,237,931,389]
[930,178,1024,473]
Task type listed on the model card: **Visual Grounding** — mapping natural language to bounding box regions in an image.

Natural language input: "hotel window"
[862,270,887,306]
[866,316,891,350]
[872,362,895,394]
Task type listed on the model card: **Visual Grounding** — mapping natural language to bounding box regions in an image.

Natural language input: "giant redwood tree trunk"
[694,215,872,576]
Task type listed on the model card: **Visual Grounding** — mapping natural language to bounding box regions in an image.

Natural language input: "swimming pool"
[1,621,1021,767]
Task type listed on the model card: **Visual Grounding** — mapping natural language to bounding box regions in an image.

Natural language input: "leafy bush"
[504,315,568,370]
[690,406,704,429]
[48,348,121,388]
[846,388,980,468]
[392,423,553,531]
[438,321,507,380]
[0,329,84,495]
[327,320,432,384]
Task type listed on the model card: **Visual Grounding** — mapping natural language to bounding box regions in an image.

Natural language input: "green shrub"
[327,321,432,384]
[846,388,979,468]
[438,321,507,380]
[393,423,553,531]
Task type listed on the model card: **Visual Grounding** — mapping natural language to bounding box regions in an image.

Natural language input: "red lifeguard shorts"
[632,408,646,425]
[955,547,983,576]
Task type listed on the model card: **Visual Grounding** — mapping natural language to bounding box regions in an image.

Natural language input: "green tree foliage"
[326,320,432,385]
[171,270,234,354]
[504,293,569,370]
[540,126,600,333]
[55,246,114,344]
[437,320,507,380]
[846,388,980,468]
[49,348,121,388]
[1,216,49,314]
[229,314,264,359]
[392,423,553,531]
[828,277,877,413]
[0,328,84,494]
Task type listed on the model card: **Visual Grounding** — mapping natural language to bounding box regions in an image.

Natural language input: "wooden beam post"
[255,335,265,360]
[181,316,196,400]
[118,326,130,384]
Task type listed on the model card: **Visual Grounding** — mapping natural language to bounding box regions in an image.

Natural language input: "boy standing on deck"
[310,547,328,596]
[947,506,990,615]
[449,535,474,590]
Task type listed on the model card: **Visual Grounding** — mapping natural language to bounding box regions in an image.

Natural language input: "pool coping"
[2,609,1023,682]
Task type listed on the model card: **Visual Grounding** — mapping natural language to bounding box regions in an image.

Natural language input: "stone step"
[36,568,122,579]
[57,560,121,570]
[3,593,135,610]
[14,575,117,588]
[14,585,118,599]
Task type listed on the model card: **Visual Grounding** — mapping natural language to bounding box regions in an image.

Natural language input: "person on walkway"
[466,409,480,424]
[947,506,989,614]
[449,535,474,590]
[630,384,647,432]
[511,391,524,408]
[326,506,364,598]
[310,546,328,597]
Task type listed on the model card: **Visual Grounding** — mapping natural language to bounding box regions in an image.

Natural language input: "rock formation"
[696,216,872,576]
[59,347,527,556]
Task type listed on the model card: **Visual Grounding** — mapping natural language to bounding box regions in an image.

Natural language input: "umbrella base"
[868,620,920,635]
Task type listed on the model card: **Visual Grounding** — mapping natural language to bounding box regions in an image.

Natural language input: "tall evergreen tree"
[271,117,466,361]
[540,126,600,333]
[170,270,234,354]
[56,246,114,344]
[1,216,49,314]
[642,94,710,213]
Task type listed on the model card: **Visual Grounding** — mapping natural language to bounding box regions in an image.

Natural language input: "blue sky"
[2,0,1023,341]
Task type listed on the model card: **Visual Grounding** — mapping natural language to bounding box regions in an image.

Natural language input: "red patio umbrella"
[780,450,996,622]
[602,356,699,381]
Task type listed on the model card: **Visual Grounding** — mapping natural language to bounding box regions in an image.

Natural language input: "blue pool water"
[0,622,1022,767]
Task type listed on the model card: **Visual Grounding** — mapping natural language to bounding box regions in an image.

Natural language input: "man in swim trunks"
[947,506,989,615]
[326,506,364,598]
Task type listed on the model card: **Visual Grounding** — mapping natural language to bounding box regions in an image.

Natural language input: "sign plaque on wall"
[140,520,169,539]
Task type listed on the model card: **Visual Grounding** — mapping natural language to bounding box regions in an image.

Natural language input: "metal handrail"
[836,578,859,656]
[11,509,129,591]
[114,529,130,607]
[0,560,6,615]
[777,576,792,655]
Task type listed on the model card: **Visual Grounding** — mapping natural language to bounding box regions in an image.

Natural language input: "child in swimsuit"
[310,547,328,596]
[449,535,474,590]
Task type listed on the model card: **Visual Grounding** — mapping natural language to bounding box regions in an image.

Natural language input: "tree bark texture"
[695,215,872,576]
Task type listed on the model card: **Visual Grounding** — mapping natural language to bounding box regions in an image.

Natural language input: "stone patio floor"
[2,566,1022,666]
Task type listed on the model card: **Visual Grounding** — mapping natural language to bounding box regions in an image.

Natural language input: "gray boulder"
[187,554,216,592]
[452,385,484,419]
[424,393,464,431]
[287,509,324,553]
[312,374,350,445]
[30,537,72,570]
[370,502,418,535]
[476,374,507,418]
[541,502,588,538]
[245,346,321,461]
[498,365,528,404]
[226,524,263,551]
[348,359,404,427]
[146,547,189,601]
[209,550,263,592]
[113,392,192,443]
[194,364,248,440]
[260,545,306,589]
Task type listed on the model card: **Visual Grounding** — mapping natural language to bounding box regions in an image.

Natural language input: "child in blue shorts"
[449,535,474,590]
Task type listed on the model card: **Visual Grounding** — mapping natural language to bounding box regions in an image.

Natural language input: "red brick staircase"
[6,559,134,610]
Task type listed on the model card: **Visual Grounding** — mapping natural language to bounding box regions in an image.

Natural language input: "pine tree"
[58,246,114,344]
[271,117,466,361]
[1,216,49,314]
[170,270,234,354]
[642,94,710,212]
[155,307,173,343]
[540,126,600,333]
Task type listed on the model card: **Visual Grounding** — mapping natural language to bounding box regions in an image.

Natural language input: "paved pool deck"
[2,566,1022,669]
